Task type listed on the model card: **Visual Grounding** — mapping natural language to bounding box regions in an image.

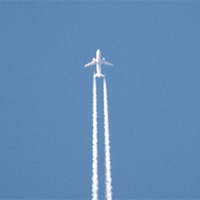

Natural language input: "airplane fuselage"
[95,49,103,78]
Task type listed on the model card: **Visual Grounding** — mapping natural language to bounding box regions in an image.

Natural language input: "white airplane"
[84,49,113,78]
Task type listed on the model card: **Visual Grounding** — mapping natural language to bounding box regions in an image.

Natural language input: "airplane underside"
[84,49,113,78]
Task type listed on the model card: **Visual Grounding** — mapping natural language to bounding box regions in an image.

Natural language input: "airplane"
[84,49,113,78]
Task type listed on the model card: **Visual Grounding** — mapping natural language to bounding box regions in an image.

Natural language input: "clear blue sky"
[0,1,200,199]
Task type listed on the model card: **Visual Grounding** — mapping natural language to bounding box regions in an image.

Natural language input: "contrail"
[92,75,98,200]
[103,77,112,200]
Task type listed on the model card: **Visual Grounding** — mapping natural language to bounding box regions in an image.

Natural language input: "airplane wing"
[102,60,114,66]
[84,60,96,68]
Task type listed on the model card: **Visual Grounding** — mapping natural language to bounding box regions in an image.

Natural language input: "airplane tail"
[94,73,104,78]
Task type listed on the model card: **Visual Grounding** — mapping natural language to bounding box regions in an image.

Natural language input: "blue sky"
[0,1,200,199]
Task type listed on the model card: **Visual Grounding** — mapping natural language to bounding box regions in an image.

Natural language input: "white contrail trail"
[103,77,112,200]
[92,75,98,200]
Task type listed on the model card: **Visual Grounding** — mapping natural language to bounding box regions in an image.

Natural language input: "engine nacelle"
[103,58,105,61]
[93,58,96,61]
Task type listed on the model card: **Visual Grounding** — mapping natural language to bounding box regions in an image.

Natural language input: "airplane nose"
[96,49,101,57]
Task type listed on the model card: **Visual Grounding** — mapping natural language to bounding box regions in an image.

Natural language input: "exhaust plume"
[103,77,112,200]
[92,75,98,200]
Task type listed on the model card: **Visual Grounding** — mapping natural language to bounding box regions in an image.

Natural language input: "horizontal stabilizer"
[94,73,104,78]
